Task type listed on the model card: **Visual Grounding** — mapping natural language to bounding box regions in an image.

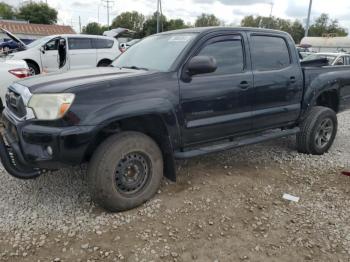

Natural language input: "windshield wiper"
[121,66,149,71]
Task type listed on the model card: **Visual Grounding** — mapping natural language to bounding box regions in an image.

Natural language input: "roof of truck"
[158,26,289,35]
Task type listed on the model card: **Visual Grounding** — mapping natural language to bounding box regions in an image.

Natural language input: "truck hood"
[18,67,153,93]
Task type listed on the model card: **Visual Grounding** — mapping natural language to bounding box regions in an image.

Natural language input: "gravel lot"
[1,111,350,261]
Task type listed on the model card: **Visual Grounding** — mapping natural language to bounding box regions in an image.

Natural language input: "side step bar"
[174,127,300,159]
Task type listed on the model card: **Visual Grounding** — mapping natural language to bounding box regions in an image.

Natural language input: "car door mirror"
[187,56,217,76]
[40,46,46,54]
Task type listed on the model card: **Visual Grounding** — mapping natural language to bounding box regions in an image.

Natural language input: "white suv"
[2,29,121,75]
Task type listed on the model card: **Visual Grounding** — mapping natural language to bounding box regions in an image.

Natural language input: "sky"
[3,0,350,34]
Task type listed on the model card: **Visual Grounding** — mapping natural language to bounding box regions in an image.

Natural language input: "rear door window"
[68,38,93,50]
[250,35,291,71]
[93,39,114,49]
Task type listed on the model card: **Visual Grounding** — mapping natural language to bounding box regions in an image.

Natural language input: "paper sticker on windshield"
[168,35,192,42]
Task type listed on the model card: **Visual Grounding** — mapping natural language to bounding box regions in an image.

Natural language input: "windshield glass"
[26,36,54,48]
[302,53,337,64]
[112,33,197,72]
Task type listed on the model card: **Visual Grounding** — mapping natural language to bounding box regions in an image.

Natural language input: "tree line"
[0,2,57,24]
[83,12,347,43]
[0,1,348,43]
[82,12,221,38]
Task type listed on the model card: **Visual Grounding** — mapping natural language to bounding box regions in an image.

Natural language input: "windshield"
[302,53,337,64]
[112,33,197,72]
[26,36,54,48]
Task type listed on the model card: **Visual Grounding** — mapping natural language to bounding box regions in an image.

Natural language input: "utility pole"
[79,16,82,33]
[98,5,100,24]
[269,2,274,17]
[305,0,313,37]
[156,0,162,33]
[102,0,115,29]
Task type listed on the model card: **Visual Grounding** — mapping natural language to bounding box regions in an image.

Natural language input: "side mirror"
[40,46,45,54]
[187,56,217,76]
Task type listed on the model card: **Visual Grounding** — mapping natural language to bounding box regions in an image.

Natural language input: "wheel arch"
[24,59,41,74]
[85,113,178,182]
[97,58,112,67]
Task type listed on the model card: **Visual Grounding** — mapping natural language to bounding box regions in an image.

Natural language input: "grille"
[5,88,26,118]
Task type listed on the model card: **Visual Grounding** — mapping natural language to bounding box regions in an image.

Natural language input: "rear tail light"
[8,68,31,78]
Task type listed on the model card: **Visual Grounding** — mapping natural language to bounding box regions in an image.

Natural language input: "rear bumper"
[0,109,97,178]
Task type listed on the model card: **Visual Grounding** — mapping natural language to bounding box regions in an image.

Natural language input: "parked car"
[302,52,350,66]
[0,58,30,109]
[299,51,314,59]
[1,27,350,212]
[0,39,33,53]
[2,28,121,75]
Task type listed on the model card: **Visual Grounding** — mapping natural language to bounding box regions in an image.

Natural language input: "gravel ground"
[0,111,350,261]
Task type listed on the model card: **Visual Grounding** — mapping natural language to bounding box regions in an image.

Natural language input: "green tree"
[241,15,305,43]
[195,13,220,27]
[240,15,259,27]
[289,20,305,43]
[141,13,166,37]
[141,14,189,37]
[166,19,188,31]
[18,2,57,24]
[82,22,108,35]
[0,2,15,19]
[111,11,145,33]
[309,13,347,37]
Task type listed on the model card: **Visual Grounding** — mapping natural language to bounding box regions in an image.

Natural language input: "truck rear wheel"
[296,106,337,155]
[87,131,163,212]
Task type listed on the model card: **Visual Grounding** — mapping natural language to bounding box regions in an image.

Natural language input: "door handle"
[239,81,249,89]
[289,76,296,84]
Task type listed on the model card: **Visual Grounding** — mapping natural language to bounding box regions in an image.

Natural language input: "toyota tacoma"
[1,27,350,212]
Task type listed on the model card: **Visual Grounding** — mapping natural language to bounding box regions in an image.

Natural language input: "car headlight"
[28,93,75,120]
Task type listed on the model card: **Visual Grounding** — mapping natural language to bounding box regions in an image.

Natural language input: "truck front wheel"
[88,131,163,212]
[296,106,337,155]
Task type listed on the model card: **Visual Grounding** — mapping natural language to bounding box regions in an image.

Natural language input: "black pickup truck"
[1,27,350,212]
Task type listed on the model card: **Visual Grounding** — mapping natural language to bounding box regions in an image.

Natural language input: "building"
[300,36,350,53]
[0,20,75,42]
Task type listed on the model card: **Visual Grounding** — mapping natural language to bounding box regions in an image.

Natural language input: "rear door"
[180,33,254,145]
[93,38,117,62]
[68,37,97,69]
[248,33,303,130]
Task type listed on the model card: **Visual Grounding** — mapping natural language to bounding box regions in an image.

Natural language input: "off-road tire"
[88,131,163,212]
[296,106,337,155]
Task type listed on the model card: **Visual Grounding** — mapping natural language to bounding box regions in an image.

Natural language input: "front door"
[180,33,254,145]
[41,37,60,72]
[248,33,303,130]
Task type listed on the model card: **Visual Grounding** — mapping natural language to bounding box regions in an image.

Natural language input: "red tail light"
[8,68,31,78]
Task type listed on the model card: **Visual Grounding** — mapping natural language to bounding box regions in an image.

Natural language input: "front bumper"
[0,109,97,179]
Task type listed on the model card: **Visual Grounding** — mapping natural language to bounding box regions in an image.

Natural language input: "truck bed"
[302,65,350,112]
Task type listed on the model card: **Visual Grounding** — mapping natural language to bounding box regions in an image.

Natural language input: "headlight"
[28,93,75,120]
